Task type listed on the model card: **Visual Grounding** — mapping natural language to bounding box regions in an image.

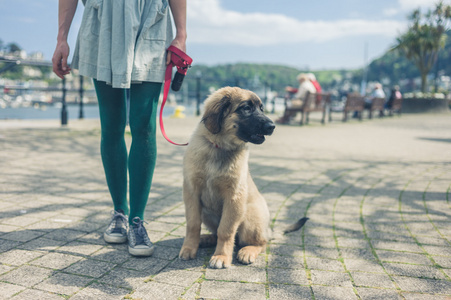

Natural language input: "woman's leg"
[93,79,129,215]
[128,82,162,224]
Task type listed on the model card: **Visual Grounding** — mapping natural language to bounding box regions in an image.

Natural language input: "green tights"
[93,79,161,225]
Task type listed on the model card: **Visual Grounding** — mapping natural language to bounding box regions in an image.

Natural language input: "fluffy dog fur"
[179,87,307,268]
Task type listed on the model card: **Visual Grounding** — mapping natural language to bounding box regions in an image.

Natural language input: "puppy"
[179,87,307,268]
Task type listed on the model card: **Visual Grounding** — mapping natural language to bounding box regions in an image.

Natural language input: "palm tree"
[393,1,451,92]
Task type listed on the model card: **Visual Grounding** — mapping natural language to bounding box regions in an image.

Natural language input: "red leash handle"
[159,46,193,146]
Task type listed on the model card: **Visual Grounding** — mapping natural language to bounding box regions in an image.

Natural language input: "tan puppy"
[179,87,307,268]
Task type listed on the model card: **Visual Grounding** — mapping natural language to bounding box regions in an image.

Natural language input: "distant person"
[52,0,187,257]
[364,82,385,109]
[307,72,323,104]
[386,85,402,115]
[372,83,385,98]
[307,73,322,94]
[277,73,316,124]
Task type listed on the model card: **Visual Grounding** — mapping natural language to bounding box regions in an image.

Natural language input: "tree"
[393,1,451,92]
[6,42,22,54]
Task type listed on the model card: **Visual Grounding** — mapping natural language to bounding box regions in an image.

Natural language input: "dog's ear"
[202,95,232,134]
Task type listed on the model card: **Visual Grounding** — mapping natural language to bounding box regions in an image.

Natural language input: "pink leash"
[159,45,193,146]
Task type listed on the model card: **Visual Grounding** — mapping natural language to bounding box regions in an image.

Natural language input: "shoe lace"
[131,217,148,245]
[112,210,127,222]
[111,210,127,231]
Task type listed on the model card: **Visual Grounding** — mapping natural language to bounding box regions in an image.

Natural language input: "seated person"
[386,85,402,110]
[277,73,316,124]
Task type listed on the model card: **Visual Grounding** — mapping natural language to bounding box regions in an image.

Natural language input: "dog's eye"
[260,105,264,112]
[242,105,252,113]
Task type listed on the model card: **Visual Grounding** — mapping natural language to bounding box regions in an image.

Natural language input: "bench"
[283,92,330,125]
[367,97,385,119]
[329,93,364,122]
[389,97,403,116]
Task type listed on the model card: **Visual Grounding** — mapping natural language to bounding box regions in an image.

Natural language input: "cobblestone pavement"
[0,112,450,299]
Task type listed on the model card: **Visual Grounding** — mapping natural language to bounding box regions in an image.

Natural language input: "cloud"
[383,8,400,17]
[398,0,438,10]
[187,0,406,46]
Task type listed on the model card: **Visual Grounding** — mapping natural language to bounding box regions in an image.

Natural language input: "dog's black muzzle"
[238,113,276,145]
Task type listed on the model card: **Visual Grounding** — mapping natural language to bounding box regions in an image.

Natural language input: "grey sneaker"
[128,217,154,257]
[103,210,128,243]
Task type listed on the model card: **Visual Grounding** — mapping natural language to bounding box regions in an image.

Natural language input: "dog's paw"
[237,246,262,265]
[179,246,197,260]
[209,255,232,269]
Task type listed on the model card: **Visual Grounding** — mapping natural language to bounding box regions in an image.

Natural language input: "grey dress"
[72,0,173,88]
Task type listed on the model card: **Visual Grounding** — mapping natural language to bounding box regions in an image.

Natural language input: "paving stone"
[268,268,309,285]
[394,276,451,294]
[372,240,424,253]
[57,240,104,256]
[0,282,26,299]
[269,243,304,257]
[356,287,400,300]
[17,237,67,252]
[344,258,385,273]
[180,282,200,299]
[421,245,451,256]
[42,228,86,242]
[131,281,186,300]
[341,248,378,261]
[304,235,336,248]
[3,216,41,227]
[10,289,66,299]
[198,280,266,300]
[154,268,203,286]
[337,237,370,249]
[0,224,21,235]
[0,239,21,252]
[34,272,92,296]
[121,256,169,273]
[69,283,130,300]
[90,247,130,264]
[383,263,445,279]
[376,250,432,265]
[63,258,116,278]
[351,272,396,289]
[152,245,180,260]
[205,265,266,283]
[304,246,339,259]
[402,292,451,299]
[97,267,151,290]
[269,284,312,300]
[306,256,344,272]
[0,249,44,266]
[30,252,82,269]
[311,270,353,287]
[76,231,108,245]
[268,254,304,269]
[0,265,53,287]
[311,285,358,300]
[156,234,185,248]
[1,229,46,242]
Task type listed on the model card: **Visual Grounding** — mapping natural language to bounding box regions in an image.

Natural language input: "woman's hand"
[52,40,71,79]
[166,35,187,65]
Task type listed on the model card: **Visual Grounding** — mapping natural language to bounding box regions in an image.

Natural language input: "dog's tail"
[283,217,309,234]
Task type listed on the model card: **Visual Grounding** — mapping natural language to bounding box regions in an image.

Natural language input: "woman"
[52,0,187,257]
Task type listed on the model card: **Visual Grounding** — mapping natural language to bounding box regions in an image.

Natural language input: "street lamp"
[196,71,202,116]
[61,77,68,125]
[79,75,84,119]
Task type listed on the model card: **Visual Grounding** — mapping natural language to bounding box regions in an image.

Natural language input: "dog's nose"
[263,121,275,135]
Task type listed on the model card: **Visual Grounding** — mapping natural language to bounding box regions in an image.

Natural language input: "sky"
[0,0,442,70]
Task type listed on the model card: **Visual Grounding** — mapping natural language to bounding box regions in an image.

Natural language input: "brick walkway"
[0,113,450,299]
